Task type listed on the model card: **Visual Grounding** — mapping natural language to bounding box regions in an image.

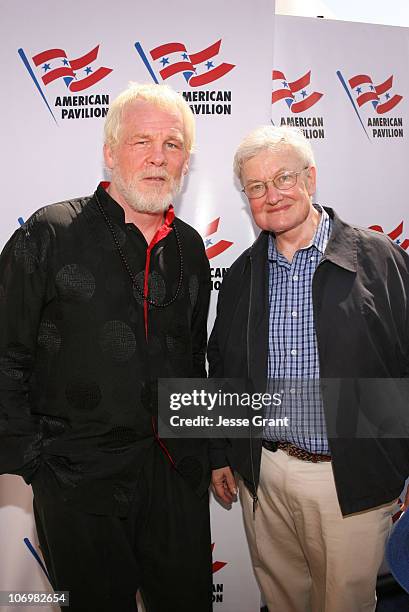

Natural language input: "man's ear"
[103,143,115,170]
[182,156,190,176]
[306,165,317,196]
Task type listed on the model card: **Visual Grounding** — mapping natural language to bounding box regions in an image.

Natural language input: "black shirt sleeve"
[0,220,50,482]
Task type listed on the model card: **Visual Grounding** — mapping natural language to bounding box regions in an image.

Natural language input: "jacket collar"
[94,182,175,228]
[322,207,357,273]
[247,206,357,273]
[95,182,126,223]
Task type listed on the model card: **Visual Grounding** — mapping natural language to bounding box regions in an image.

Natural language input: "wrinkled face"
[104,100,189,213]
[241,147,316,235]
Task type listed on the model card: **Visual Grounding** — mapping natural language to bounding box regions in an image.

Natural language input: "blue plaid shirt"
[264,205,332,454]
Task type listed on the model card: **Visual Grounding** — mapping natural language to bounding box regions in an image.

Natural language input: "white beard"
[112,167,183,214]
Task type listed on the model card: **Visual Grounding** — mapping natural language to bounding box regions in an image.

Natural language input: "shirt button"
[310,256,316,261]
[291,311,297,317]
[292,275,299,281]
[291,349,297,356]
[289,388,296,394]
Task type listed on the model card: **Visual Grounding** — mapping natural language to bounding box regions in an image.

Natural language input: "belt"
[262,440,331,463]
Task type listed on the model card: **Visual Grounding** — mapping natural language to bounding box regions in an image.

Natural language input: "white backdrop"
[2,7,409,612]
[273,15,409,237]
[0,1,274,611]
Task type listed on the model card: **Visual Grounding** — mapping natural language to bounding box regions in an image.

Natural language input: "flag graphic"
[150,42,195,82]
[136,39,235,87]
[211,543,227,574]
[203,217,233,260]
[375,76,403,114]
[345,73,402,114]
[348,74,379,108]
[25,45,112,93]
[369,221,409,250]
[187,40,235,87]
[272,70,323,113]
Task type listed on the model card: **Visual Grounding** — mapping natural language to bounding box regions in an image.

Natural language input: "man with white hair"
[209,125,409,612]
[0,83,212,611]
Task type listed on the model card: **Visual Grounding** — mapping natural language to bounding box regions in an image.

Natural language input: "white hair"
[233,125,316,182]
[104,82,195,153]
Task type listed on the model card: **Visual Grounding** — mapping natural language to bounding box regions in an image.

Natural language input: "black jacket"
[0,185,211,515]
[208,207,409,515]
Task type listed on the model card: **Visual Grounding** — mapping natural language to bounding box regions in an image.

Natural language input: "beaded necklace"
[95,192,184,307]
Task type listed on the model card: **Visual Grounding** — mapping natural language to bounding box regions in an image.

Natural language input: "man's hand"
[211,466,237,505]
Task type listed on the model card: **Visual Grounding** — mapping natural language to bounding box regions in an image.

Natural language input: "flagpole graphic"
[134,42,159,84]
[336,70,370,140]
[18,48,58,124]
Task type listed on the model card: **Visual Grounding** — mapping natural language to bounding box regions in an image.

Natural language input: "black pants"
[33,444,212,612]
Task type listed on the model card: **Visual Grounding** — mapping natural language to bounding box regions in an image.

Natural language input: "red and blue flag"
[272,70,323,113]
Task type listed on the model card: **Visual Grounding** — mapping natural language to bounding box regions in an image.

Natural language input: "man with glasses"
[208,125,409,612]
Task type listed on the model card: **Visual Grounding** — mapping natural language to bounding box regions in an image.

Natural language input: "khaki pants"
[240,447,396,612]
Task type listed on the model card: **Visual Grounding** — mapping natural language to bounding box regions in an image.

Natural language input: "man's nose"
[265,181,283,205]
[147,143,167,166]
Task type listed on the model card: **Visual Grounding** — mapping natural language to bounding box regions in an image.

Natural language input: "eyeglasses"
[242,166,309,199]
